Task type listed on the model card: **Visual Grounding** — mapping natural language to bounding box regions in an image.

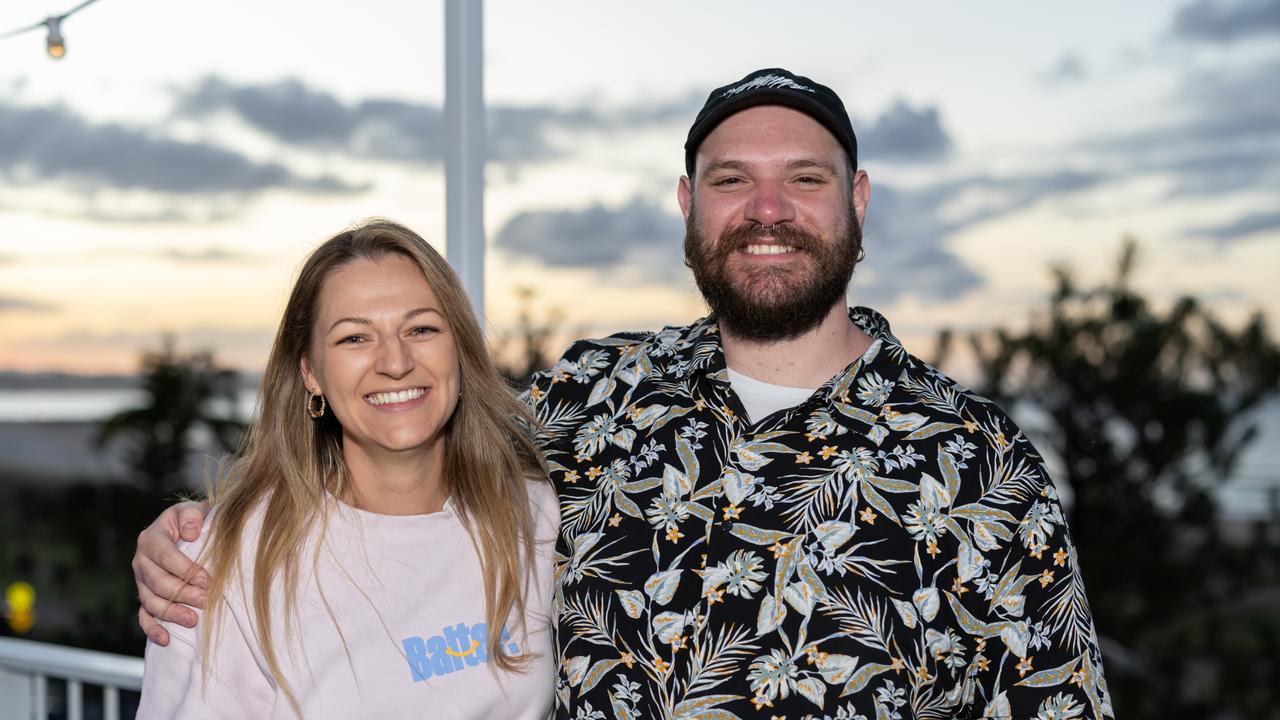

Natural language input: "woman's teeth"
[365,388,426,405]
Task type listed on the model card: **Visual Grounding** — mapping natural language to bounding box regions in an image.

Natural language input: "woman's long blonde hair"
[196,220,546,710]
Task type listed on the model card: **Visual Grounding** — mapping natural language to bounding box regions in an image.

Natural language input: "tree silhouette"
[97,336,246,496]
[492,286,566,387]
[939,240,1280,719]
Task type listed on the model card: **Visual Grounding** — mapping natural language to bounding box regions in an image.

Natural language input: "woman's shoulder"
[525,477,560,543]
[185,495,278,570]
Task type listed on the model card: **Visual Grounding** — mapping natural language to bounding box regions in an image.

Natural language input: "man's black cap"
[684,68,857,177]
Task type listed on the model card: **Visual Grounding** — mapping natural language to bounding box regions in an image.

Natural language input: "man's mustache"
[717,222,822,255]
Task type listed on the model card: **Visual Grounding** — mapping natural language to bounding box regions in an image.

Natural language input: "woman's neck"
[339,439,448,515]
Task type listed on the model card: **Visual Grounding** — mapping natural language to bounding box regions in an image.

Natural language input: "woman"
[138,220,557,718]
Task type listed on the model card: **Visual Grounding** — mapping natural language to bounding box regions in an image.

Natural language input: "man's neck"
[721,303,872,388]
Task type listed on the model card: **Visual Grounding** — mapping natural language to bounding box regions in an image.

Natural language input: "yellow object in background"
[5,581,36,634]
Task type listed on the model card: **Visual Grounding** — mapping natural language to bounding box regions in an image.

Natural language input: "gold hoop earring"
[307,393,326,419]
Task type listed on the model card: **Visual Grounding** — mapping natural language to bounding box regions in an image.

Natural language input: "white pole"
[444,0,486,322]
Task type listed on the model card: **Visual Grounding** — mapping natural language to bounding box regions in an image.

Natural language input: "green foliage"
[0,479,170,656]
[96,336,246,495]
[943,239,1280,719]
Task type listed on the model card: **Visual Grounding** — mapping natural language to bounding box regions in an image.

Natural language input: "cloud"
[0,295,58,313]
[1172,0,1280,43]
[178,78,445,162]
[0,99,363,196]
[157,246,260,263]
[1039,53,1088,85]
[954,169,1110,224]
[494,198,686,281]
[857,183,984,304]
[177,77,700,167]
[1191,210,1280,243]
[860,101,953,161]
[179,78,360,146]
[1079,59,1280,198]
[73,204,242,225]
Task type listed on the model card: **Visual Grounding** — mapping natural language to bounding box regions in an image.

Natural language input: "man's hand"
[132,500,212,646]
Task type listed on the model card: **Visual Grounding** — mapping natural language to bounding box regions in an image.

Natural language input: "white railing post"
[67,678,83,720]
[444,0,487,322]
[104,685,121,720]
[34,673,48,719]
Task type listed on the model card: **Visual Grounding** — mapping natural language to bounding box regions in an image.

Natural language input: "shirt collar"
[670,306,910,392]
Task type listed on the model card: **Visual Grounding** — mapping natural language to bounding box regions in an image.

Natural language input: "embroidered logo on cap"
[722,74,815,98]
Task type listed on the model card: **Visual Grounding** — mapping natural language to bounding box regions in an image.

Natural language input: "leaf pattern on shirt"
[526,308,1114,720]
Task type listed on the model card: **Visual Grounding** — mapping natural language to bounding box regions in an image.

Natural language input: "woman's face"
[300,254,461,460]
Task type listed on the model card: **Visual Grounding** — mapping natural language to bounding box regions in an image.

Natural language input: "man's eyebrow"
[787,159,839,175]
[701,159,840,176]
[327,308,442,333]
[701,160,751,175]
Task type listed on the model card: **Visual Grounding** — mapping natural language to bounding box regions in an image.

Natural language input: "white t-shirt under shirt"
[138,482,559,720]
[726,367,818,423]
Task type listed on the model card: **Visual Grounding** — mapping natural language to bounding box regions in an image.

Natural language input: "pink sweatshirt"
[138,482,558,719]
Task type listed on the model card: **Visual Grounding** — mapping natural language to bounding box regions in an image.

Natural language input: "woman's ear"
[300,355,320,395]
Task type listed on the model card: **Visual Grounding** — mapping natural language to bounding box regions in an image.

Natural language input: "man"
[135,68,1113,719]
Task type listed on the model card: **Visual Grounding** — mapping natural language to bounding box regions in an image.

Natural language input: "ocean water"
[0,388,259,422]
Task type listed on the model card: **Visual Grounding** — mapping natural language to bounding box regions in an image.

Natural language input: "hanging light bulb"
[45,17,66,58]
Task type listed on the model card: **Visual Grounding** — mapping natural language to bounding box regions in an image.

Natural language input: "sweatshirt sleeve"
[136,516,276,719]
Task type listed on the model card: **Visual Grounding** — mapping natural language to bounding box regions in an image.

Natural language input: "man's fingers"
[137,571,202,628]
[138,524,210,591]
[174,502,209,542]
[134,550,207,612]
[139,606,169,646]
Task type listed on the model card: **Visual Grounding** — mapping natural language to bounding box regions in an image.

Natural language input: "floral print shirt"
[525,307,1113,720]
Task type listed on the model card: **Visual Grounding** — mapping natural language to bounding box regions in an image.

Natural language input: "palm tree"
[97,336,246,495]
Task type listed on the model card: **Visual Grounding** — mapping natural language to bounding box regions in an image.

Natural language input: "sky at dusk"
[0,0,1277,376]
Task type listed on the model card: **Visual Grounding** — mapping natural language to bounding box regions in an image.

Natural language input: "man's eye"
[796,176,826,185]
[712,177,743,186]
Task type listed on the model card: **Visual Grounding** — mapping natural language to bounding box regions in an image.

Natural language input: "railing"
[0,637,143,720]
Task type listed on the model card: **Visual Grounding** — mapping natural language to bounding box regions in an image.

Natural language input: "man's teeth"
[366,388,426,405]
[744,244,796,255]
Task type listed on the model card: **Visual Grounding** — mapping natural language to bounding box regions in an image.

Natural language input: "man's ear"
[677,175,694,224]
[851,170,871,228]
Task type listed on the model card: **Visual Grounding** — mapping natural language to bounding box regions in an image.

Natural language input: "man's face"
[679,106,869,342]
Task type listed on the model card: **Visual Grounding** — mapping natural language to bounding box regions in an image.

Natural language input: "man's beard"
[683,203,863,342]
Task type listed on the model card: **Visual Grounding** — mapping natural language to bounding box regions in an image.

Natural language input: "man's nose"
[744,180,796,228]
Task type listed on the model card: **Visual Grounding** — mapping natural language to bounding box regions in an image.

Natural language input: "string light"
[0,0,101,60]
[46,17,66,58]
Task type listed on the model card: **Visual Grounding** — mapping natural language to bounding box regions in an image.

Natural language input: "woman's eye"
[337,335,365,345]
[410,326,440,337]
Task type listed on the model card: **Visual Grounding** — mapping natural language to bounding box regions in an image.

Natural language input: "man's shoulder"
[529,321,702,389]
[900,351,1016,418]
[861,333,1042,460]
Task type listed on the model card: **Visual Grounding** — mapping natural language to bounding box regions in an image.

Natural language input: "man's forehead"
[696,106,846,167]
